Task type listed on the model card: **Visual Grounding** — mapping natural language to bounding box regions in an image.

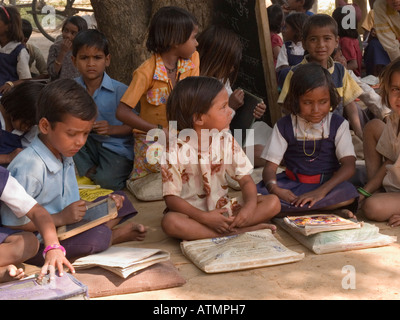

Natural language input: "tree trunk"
[90,0,213,85]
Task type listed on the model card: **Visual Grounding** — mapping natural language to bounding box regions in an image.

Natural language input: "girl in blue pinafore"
[276,12,308,91]
[0,6,31,94]
[257,63,359,215]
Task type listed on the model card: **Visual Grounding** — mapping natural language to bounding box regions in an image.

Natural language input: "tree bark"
[90,0,213,84]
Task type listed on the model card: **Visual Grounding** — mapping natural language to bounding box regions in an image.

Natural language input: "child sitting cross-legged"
[72,29,134,191]
[0,166,74,282]
[257,63,359,216]
[161,76,281,241]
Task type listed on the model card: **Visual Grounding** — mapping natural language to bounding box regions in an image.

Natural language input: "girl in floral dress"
[116,6,200,181]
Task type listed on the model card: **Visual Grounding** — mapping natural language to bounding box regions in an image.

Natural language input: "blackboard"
[213,0,280,126]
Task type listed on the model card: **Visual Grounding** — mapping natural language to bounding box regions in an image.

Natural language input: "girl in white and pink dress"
[161,76,280,241]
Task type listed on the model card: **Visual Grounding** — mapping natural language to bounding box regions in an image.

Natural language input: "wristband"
[5,81,14,88]
[357,187,372,198]
[43,244,66,258]
[266,180,277,192]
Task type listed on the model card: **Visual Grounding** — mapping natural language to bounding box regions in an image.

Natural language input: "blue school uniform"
[0,166,20,243]
[1,135,137,264]
[256,114,358,213]
[0,129,22,156]
[74,73,133,190]
[277,41,304,90]
[0,43,24,87]
[363,37,391,76]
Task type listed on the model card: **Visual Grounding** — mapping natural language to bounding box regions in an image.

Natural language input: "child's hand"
[109,193,124,210]
[229,206,253,230]
[60,200,86,225]
[39,249,75,281]
[60,38,72,53]
[202,208,234,234]
[0,83,13,94]
[229,89,244,110]
[253,102,266,119]
[270,185,297,204]
[291,189,326,208]
[92,120,110,135]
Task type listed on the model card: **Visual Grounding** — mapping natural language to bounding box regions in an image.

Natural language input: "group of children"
[0,2,400,285]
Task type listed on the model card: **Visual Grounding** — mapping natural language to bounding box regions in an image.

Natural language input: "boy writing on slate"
[1,79,146,266]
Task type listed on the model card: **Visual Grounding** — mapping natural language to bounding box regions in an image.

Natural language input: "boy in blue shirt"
[72,29,134,191]
[1,79,146,264]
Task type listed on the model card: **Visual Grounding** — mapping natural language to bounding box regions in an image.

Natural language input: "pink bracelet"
[43,244,66,258]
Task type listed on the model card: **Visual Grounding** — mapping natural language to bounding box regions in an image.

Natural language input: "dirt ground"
[27,31,400,301]
[97,189,400,301]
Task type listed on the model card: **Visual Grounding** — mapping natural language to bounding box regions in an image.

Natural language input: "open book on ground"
[181,229,304,273]
[72,246,170,278]
[283,214,363,236]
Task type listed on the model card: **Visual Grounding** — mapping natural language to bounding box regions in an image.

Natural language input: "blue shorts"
[0,227,21,244]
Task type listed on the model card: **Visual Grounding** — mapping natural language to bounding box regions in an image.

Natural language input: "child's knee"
[9,232,39,261]
[258,194,281,212]
[361,198,383,221]
[161,213,180,236]
[63,225,112,259]
[264,194,280,206]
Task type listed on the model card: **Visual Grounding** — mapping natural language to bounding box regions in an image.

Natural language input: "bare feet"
[111,222,147,245]
[332,208,356,220]
[130,223,147,241]
[0,265,25,283]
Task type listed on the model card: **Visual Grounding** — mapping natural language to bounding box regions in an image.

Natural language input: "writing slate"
[57,198,118,240]
[213,0,280,128]
[229,89,263,144]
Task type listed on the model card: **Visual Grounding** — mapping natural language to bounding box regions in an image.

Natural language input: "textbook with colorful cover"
[180,229,304,273]
[283,214,363,236]
[275,218,397,254]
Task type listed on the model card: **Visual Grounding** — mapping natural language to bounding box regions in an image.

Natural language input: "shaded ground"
[93,189,400,300]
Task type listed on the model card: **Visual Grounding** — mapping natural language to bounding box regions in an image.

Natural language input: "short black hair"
[146,6,198,54]
[62,15,88,33]
[267,4,284,34]
[0,81,45,128]
[284,63,340,114]
[303,0,315,11]
[22,19,32,39]
[167,76,224,131]
[332,7,359,39]
[37,79,97,126]
[285,12,309,43]
[72,29,109,57]
[302,13,338,41]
